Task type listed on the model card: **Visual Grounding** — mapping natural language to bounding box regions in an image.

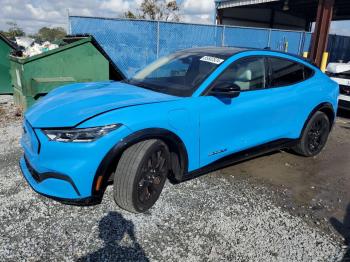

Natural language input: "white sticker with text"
[200,56,224,65]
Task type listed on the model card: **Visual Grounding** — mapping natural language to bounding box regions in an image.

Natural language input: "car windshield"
[127,52,229,97]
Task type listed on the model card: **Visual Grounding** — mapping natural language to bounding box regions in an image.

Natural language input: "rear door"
[267,56,316,135]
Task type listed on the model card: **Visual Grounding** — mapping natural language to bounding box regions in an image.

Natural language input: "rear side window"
[304,66,314,79]
[269,57,314,87]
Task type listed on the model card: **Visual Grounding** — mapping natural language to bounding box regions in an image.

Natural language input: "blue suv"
[20,48,338,213]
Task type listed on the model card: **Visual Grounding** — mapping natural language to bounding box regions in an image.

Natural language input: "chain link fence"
[70,16,312,78]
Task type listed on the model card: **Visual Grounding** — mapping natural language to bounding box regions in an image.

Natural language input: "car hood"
[25,81,180,128]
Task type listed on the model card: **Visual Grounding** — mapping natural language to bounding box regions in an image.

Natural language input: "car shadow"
[330,203,350,261]
[77,211,149,262]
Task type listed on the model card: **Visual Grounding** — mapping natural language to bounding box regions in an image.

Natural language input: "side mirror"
[209,82,241,98]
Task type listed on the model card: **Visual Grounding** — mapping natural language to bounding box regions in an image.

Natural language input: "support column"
[216,9,223,25]
[310,0,334,67]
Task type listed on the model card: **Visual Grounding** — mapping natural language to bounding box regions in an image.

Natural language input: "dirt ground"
[0,95,349,261]
[223,109,350,234]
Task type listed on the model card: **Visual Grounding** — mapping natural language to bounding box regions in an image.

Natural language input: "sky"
[0,0,349,36]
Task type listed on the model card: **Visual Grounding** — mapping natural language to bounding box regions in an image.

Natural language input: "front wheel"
[293,111,330,157]
[113,139,170,213]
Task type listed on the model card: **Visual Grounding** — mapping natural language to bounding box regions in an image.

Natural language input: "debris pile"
[13,37,59,58]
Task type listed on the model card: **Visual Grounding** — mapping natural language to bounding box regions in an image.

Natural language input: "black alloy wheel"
[136,147,168,207]
[306,116,329,154]
[113,139,170,213]
[292,111,330,157]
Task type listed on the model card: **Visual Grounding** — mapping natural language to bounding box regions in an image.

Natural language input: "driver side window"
[213,57,267,91]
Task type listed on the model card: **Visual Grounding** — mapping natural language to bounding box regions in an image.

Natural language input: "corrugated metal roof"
[216,0,279,9]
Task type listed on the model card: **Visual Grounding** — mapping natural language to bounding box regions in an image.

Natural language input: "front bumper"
[20,156,101,205]
[20,121,132,204]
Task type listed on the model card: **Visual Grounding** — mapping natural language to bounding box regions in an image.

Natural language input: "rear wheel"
[113,139,170,213]
[293,111,330,157]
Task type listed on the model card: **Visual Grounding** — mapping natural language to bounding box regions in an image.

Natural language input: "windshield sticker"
[200,56,224,65]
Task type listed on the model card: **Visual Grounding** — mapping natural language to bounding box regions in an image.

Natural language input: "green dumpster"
[10,35,125,110]
[0,33,16,94]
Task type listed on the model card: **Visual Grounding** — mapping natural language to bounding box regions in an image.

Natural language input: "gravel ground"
[0,95,347,261]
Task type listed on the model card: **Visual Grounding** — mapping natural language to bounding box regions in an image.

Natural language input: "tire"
[293,111,330,157]
[113,139,170,213]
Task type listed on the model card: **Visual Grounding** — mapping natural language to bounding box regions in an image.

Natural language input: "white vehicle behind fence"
[327,62,350,110]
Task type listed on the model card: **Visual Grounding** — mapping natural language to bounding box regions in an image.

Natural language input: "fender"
[299,102,335,138]
[91,128,189,199]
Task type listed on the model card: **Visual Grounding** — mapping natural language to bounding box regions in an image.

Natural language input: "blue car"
[20,47,338,213]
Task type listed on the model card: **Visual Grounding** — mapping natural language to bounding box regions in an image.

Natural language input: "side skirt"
[180,138,298,183]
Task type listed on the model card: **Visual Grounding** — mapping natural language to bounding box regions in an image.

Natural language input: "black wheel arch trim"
[92,128,189,198]
[300,102,335,138]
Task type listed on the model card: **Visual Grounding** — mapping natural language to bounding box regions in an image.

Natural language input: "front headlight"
[42,124,122,143]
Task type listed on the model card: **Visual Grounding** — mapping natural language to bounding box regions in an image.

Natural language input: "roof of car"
[177,47,248,57]
[177,46,316,68]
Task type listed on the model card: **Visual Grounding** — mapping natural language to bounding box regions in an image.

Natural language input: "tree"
[1,22,25,39]
[35,27,66,42]
[123,11,138,19]
[162,1,180,21]
[123,0,180,22]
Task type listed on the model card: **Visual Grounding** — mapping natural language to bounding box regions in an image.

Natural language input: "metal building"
[215,0,350,66]
[216,0,312,31]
